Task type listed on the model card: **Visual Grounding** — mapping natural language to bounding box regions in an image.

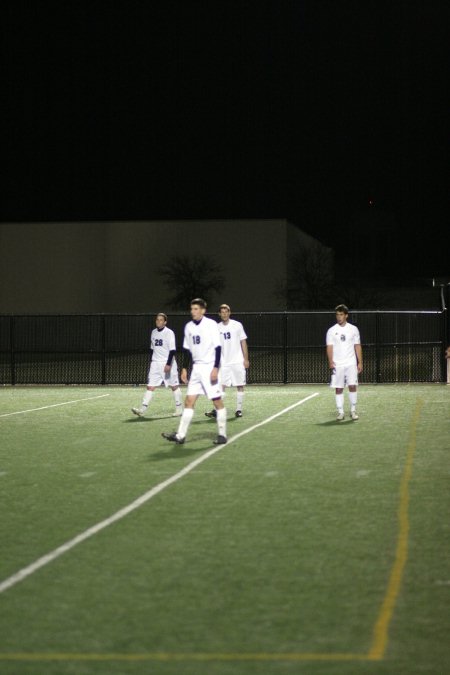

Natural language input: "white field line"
[0,394,110,418]
[0,392,319,595]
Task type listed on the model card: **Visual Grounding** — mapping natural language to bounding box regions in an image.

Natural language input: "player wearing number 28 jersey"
[131,313,182,418]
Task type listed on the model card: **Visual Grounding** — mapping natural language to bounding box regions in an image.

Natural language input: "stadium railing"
[0,311,447,385]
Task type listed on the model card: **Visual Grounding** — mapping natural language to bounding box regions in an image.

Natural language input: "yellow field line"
[368,398,423,660]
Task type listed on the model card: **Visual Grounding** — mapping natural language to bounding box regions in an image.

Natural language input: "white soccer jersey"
[326,321,361,367]
[150,326,176,363]
[183,316,221,364]
[219,319,247,365]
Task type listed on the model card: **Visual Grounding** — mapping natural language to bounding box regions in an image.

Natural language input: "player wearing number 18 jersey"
[162,298,227,445]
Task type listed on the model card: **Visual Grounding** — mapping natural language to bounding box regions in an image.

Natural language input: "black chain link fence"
[0,311,446,385]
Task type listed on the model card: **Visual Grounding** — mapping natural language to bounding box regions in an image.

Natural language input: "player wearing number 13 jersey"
[162,298,227,445]
[205,304,249,419]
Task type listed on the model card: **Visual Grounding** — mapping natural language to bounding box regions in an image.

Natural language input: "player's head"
[219,304,231,321]
[155,313,167,328]
[335,304,349,325]
[190,298,207,321]
[191,298,206,309]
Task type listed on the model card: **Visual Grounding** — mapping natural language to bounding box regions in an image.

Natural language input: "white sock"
[236,390,244,411]
[177,408,194,438]
[216,408,227,438]
[173,387,183,411]
[142,390,153,407]
[335,393,344,412]
[349,391,358,410]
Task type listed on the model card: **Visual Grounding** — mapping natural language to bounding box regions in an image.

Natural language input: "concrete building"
[0,220,332,313]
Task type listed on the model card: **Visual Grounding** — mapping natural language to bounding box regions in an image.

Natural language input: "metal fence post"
[444,284,449,384]
[283,312,288,384]
[375,311,381,384]
[10,315,16,386]
[101,315,106,385]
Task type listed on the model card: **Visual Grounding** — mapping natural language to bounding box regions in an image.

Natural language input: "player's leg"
[333,367,345,420]
[231,364,246,417]
[346,365,359,419]
[163,366,204,443]
[205,395,219,418]
[235,385,244,417]
[206,367,228,419]
[335,389,345,420]
[348,385,359,419]
[167,362,183,416]
[205,385,227,418]
[176,394,196,438]
[204,372,226,443]
[171,386,183,416]
[132,361,162,416]
[132,385,156,416]
[212,396,227,444]
[162,394,197,443]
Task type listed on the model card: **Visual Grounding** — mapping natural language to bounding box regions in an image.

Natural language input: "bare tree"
[276,242,335,309]
[159,254,225,309]
[276,242,387,310]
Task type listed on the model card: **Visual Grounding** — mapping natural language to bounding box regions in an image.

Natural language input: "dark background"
[2,1,449,282]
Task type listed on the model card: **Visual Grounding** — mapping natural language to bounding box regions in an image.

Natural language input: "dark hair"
[335,304,349,314]
[191,298,207,308]
[156,313,167,321]
[219,304,231,311]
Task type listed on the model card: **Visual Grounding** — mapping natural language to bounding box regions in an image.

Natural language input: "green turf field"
[0,385,449,675]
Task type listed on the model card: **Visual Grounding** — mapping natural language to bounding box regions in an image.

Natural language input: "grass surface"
[0,384,449,675]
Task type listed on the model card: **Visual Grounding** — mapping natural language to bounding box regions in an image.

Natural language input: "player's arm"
[164,349,176,373]
[326,344,334,369]
[180,348,191,384]
[164,330,177,372]
[211,345,221,384]
[240,338,250,368]
[355,344,363,373]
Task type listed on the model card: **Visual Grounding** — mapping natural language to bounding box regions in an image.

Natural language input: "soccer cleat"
[205,410,217,418]
[336,412,345,421]
[172,410,182,417]
[132,407,145,417]
[235,410,243,418]
[213,435,227,445]
[350,410,359,420]
[161,432,185,444]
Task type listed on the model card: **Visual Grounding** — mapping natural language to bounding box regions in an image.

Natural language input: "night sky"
[2,1,449,280]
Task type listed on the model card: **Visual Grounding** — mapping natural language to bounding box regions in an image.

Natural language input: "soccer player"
[131,313,182,417]
[205,304,249,419]
[326,304,363,421]
[162,298,227,445]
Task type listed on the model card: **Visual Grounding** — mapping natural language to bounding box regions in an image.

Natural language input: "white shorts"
[330,364,358,389]
[187,363,223,400]
[221,363,246,387]
[147,360,179,388]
